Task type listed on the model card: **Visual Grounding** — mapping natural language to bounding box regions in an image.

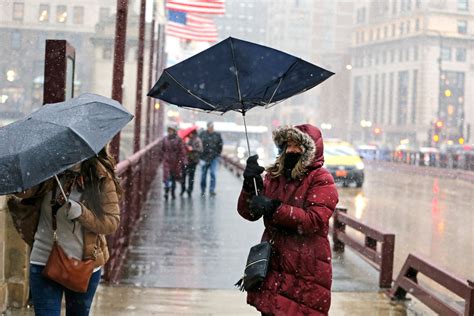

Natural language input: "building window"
[380,73,386,123]
[399,48,403,62]
[11,32,21,50]
[392,24,396,36]
[456,47,466,62]
[388,72,394,125]
[384,26,388,37]
[376,28,380,40]
[57,5,67,23]
[416,0,421,9]
[99,7,110,22]
[414,45,419,61]
[392,0,397,14]
[406,21,411,33]
[457,20,467,34]
[457,0,469,11]
[390,50,395,63]
[441,46,452,61]
[401,0,407,11]
[39,4,50,22]
[13,2,24,21]
[365,75,372,119]
[411,70,418,124]
[374,74,379,123]
[73,6,84,24]
[400,22,405,35]
[383,51,387,64]
[353,77,363,124]
[397,71,409,125]
[103,46,112,60]
[415,18,420,31]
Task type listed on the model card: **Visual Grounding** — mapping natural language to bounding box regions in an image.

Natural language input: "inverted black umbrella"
[148,37,334,193]
[0,93,133,195]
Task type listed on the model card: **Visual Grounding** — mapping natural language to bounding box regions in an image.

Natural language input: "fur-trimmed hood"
[272,124,324,171]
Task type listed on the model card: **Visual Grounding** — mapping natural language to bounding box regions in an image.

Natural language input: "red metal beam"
[133,0,146,153]
[333,207,395,288]
[110,0,129,161]
[145,3,156,146]
[43,40,75,104]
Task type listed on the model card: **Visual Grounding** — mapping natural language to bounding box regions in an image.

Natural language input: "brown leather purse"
[42,184,96,293]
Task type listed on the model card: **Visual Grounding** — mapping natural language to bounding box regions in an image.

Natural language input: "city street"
[338,163,474,282]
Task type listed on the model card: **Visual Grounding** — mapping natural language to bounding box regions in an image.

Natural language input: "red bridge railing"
[387,253,474,316]
[103,138,162,283]
[333,207,395,288]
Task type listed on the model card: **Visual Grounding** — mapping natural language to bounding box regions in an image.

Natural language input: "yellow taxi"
[323,139,364,187]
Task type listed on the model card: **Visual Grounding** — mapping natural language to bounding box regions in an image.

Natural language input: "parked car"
[324,139,364,187]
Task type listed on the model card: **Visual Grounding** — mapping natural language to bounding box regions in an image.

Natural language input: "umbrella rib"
[265,59,299,105]
[164,70,218,109]
[229,38,243,105]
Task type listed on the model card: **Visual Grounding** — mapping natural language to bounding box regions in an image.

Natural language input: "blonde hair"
[266,136,307,179]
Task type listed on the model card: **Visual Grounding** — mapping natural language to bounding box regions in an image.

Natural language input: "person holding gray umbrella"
[8,146,122,315]
[0,93,132,316]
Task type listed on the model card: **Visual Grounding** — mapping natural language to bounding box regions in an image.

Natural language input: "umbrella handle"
[242,112,259,196]
[54,175,68,202]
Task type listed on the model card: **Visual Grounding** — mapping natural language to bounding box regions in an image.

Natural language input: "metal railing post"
[110,0,129,161]
[379,234,395,288]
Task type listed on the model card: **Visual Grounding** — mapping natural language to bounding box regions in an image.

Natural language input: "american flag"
[166,10,218,42]
[166,0,225,15]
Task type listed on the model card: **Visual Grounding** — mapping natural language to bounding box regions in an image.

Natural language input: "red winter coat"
[238,124,338,316]
[159,134,187,182]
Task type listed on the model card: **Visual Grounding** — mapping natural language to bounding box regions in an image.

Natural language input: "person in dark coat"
[199,121,223,196]
[180,129,203,197]
[158,125,187,200]
[237,124,339,316]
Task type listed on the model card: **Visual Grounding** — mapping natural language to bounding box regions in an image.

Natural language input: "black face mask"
[283,153,302,170]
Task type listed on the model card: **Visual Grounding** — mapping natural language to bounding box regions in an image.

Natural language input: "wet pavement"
[8,286,434,315]
[119,163,383,291]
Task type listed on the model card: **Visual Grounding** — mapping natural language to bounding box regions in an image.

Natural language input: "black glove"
[243,155,265,192]
[249,195,281,218]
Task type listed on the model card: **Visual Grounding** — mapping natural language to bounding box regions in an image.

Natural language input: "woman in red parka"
[237,124,338,316]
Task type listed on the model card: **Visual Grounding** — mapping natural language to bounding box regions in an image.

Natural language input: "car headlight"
[356,162,364,170]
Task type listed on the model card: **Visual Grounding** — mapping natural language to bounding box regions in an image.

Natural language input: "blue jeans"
[200,158,218,193]
[29,264,101,316]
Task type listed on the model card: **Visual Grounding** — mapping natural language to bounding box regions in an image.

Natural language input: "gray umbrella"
[0,93,133,195]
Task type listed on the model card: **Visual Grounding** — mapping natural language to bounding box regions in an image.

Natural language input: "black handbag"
[235,241,271,291]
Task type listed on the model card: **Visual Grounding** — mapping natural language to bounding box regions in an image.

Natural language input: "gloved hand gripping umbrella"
[147,37,334,194]
[0,93,133,196]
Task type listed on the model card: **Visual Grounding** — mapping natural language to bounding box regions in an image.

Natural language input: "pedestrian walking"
[237,124,339,316]
[181,129,203,197]
[199,121,223,196]
[7,146,122,316]
[159,125,187,200]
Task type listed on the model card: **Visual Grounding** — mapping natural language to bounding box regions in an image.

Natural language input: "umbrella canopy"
[0,93,133,195]
[147,37,334,113]
[178,126,198,139]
